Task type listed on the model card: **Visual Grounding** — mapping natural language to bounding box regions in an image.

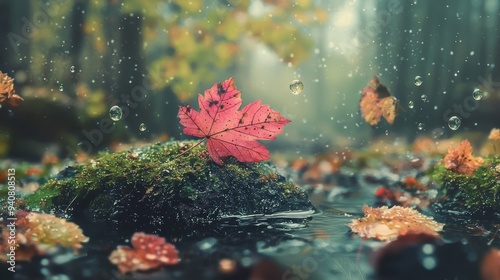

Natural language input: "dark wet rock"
[24,141,313,237]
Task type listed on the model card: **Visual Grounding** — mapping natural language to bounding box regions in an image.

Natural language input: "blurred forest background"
[0,0,499,160]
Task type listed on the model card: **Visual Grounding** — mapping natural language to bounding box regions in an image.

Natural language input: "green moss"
[431,156,500,213]
[24,141,312,234]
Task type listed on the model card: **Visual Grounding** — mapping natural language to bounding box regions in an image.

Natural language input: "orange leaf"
[348,205,444,241]
[360,76,397,126]
[442,139,484,176]
[489,128,500,141]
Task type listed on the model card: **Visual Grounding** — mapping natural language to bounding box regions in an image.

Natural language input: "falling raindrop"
[431,128,444,139]
[139,123,147,131]
[385,130,389,135]
[414,76,423,86]
[59,85,64,92]
[289,80,304,95]
[70,66,75,73]
[417,123,424,130]
[472,88,483,100]
[421,94,427,102]
[448,116,461,130]
[408,101,414,109]
[109,105,123,121]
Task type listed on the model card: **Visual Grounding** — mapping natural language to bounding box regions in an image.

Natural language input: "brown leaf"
[0,71,24,107]
[5,91,24,107]
[0,71,14,96]
[348,205,444,241]
[360,76,397,126]
[442,139,484,176]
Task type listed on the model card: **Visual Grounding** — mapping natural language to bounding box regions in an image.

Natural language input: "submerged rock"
[25,141,313,237]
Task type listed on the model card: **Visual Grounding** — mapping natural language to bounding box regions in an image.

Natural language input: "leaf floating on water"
[359,76,397,126]
[109,232,179,274]
[442,139,484,176]
[348,205,444,241]
[178,77,290,165]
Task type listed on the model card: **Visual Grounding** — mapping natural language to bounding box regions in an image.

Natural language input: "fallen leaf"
[442,139,484,176]
[489,128,500,141]
[359,76,397,126]
[178,77,290,164]
[108,232,179,274]
[348,205,444,241]
[0,212,88,262]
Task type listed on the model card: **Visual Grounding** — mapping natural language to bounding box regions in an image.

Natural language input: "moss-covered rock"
[431,156,500,214]
[25,141,313,236]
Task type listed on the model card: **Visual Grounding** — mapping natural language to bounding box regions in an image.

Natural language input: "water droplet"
[58,85,64,92]
[448,116,461,130]
[421,94,427,102]
[408,101,414,108]
[385,130,389,135]
[139,123,146,131]
[417,123,424,130]
[414,76,423,86]
[472,88,483,100]
[289,80,304,95]
[431,128,444,139]
[109,105,123,121]
[70,66,75,73]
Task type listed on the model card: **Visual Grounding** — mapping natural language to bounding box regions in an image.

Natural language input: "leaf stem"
[173,138,206,160]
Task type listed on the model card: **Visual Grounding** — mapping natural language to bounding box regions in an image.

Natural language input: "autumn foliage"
[348,205,444,241]
[178,77,290,165]
[0,212,88,262]
[442,139,484,176]
[108,232,179,274]
[0,71,24,107]
[359,76,397,126]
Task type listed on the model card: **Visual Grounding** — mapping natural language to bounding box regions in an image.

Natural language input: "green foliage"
[431,156,500,213]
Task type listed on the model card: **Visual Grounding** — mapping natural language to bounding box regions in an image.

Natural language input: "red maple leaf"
[178,77,290,165]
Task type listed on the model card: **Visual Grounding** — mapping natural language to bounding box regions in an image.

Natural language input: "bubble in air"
[109,105,123,121]
[448,116,461,130]
[408,101,414,109]
[417,123,424,130]
[139,123,146,131]
[289,80,304,95]
[414,76,423,86]
[472,88,483,100]
[70,66,75,73]
[421,94,427,102]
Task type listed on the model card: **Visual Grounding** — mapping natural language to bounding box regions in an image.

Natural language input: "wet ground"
[2,150,499,280]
